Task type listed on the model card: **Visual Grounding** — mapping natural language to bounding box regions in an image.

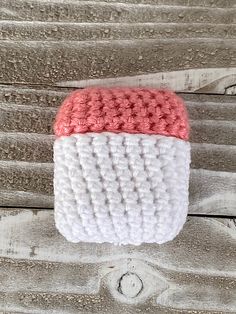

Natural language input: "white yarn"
[54,132,191,245]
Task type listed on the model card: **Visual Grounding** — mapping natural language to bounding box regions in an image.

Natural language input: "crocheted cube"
[54,87,190,245]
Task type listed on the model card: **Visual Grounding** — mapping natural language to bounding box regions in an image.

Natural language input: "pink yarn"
[54,87,189,140]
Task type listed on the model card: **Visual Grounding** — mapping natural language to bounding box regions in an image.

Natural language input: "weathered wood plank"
[0,87,235,140]
[0,190,54,209]
[1,1,235,24]
[1,134,236,172]
[57,67,236,94]
[0,0,236,89]
[0,1,235,313]
[190,143,236,172]
[1,21,236,41]
[190,120,236,145]
[0,87,235,146]
[0,85,68,107]
[1,105,235,144]
[0,161,53,195]
[189,169,236,215]
[1,160,235,215]
[0,102,56,134]
[0,208,235,313]
[1,84,236,109]
[185,99,236,121]
[0,133,54,163]
[1,40,236,86]
[1,209,234,267]
[0,86,235,213]
[77,0,236,7]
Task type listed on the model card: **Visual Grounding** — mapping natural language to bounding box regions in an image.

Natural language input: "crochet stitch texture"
[54,88,189,140]
[54,87,191,245]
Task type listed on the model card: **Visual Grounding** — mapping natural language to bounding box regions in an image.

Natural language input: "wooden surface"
[1,208,236,313]
[0,85,235,214]
[0,0,236,313]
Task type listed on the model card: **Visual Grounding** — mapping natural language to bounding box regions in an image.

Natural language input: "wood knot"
[117,272,143,298]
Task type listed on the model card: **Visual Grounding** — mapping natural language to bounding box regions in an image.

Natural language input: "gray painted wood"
[1,22,236,41]
[0,208,236,313]
[0,85,235,214]
[1,162,236,215]
[0,0,236,312]
[1,1,235,23]
[74,0,236,7]
[1,40,236,86]
[0,1,236,87]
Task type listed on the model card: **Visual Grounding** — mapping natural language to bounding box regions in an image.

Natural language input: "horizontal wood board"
[0,208,236,313]
[0,85,235,215]
[0,0,235,89]
[0,0,236,313]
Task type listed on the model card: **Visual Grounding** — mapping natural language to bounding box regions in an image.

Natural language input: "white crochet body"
[54,132,190,245]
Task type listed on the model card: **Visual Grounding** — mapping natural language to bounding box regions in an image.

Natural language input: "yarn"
[54,132,190,245]
[54,87,190,245]
[54,88,189,140]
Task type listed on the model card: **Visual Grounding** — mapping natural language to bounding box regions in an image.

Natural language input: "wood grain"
[1,40,236,87]
[0,85,235,214]
[1,1,235,23]
[1,134,235,172]
[1,21,236,41]
[0,1,236,312]
[0,208,235,313]
[0,1,235,88]
[1,163,235,214]
[74,0,236,7]
[58,67,236,94]
[1,105,236,144]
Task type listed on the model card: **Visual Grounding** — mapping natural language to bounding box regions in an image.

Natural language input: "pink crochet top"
[54,87,189,140]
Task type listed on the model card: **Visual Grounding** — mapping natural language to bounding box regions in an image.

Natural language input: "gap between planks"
[0,206,236,220]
